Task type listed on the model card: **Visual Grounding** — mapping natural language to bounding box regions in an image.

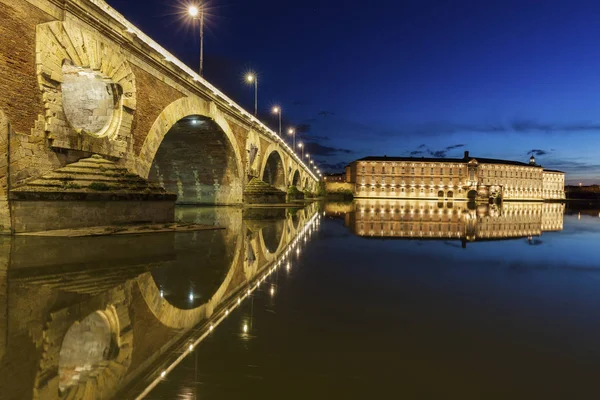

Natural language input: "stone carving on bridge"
[245,130,262,178]
[36,20,136,158]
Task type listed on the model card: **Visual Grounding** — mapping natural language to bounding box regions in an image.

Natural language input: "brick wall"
[0,0,53,135]
[130,65,185,156]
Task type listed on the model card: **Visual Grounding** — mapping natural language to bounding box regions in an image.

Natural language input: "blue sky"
[108,0,600,184]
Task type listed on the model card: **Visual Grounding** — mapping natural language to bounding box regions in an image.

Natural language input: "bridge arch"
[260,145,288,191]
[291,169,301,187]
[138,97,244,204]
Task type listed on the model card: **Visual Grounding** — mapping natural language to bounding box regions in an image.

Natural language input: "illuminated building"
[345,151,565,201]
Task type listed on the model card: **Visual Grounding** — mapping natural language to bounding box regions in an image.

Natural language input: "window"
[431,167,434,174]
[411,167,415,174]
[421,167,424,174]
[372,166,375,173]
[449,168,453,175]
[392,166,395,174]
[361,165,365,173]
[382,166,386,173]
[440,168,444,175]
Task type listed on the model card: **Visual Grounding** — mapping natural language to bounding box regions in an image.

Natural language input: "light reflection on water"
[2,201,600,399]
[146,200,600,400]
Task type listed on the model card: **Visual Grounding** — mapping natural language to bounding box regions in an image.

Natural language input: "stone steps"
[11,155,169,196]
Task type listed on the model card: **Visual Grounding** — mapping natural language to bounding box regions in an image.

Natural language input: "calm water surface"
[1,201,600,399]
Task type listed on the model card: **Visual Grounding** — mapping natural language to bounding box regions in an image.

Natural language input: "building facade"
[345,151,565,201]
[323,173,345,182]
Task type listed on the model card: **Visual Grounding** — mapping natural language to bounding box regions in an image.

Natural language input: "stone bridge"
[0,0,318,233]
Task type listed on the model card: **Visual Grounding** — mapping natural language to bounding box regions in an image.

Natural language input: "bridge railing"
[89,0,318,183]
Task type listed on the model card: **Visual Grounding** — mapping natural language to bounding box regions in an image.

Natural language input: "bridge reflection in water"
[339,200,564,246]
[0,204,321,400]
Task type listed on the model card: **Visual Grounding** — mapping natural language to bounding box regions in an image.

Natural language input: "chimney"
[464,151,469,159]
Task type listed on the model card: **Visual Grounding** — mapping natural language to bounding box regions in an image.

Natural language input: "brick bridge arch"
[291,169,301,187]
[260,144,288,192]
[136,97,245,205]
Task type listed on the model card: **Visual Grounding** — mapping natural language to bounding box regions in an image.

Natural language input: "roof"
[354,155,538,168]
[543,169,565,174]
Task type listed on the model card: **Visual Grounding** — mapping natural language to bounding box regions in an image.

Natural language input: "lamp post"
[272,106,281,137]
[288,128,296,152]
[298,142,304,159]
[188,5,204,77]
[246,73,258,116]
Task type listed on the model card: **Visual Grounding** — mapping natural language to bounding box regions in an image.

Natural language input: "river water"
[1,200,600,399]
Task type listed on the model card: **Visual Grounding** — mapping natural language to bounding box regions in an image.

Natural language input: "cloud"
[510,119,600,133]
[305,141,353,156]
[375,120,600,138]
[405,143,466,159]
[295,123,311,133]
[428,150,447,157]
[527,149,549,156]
[542,159,600,173]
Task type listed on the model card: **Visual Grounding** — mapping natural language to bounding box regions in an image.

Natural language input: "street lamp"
[188,4,204,77]
[272,106,282,137]
[298,142,304,159]
[288,128,296,151]
[246,73,258,116]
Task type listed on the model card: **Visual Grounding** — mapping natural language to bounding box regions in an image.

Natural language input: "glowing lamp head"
[188,5,199,17]
[288,128,294,135]
[272,106,280,114]
[246,74,254,82]
[298,142,303,148]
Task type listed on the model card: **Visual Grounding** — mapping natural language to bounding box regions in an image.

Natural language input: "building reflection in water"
[0,203,321,400]
[341,199,564,247]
